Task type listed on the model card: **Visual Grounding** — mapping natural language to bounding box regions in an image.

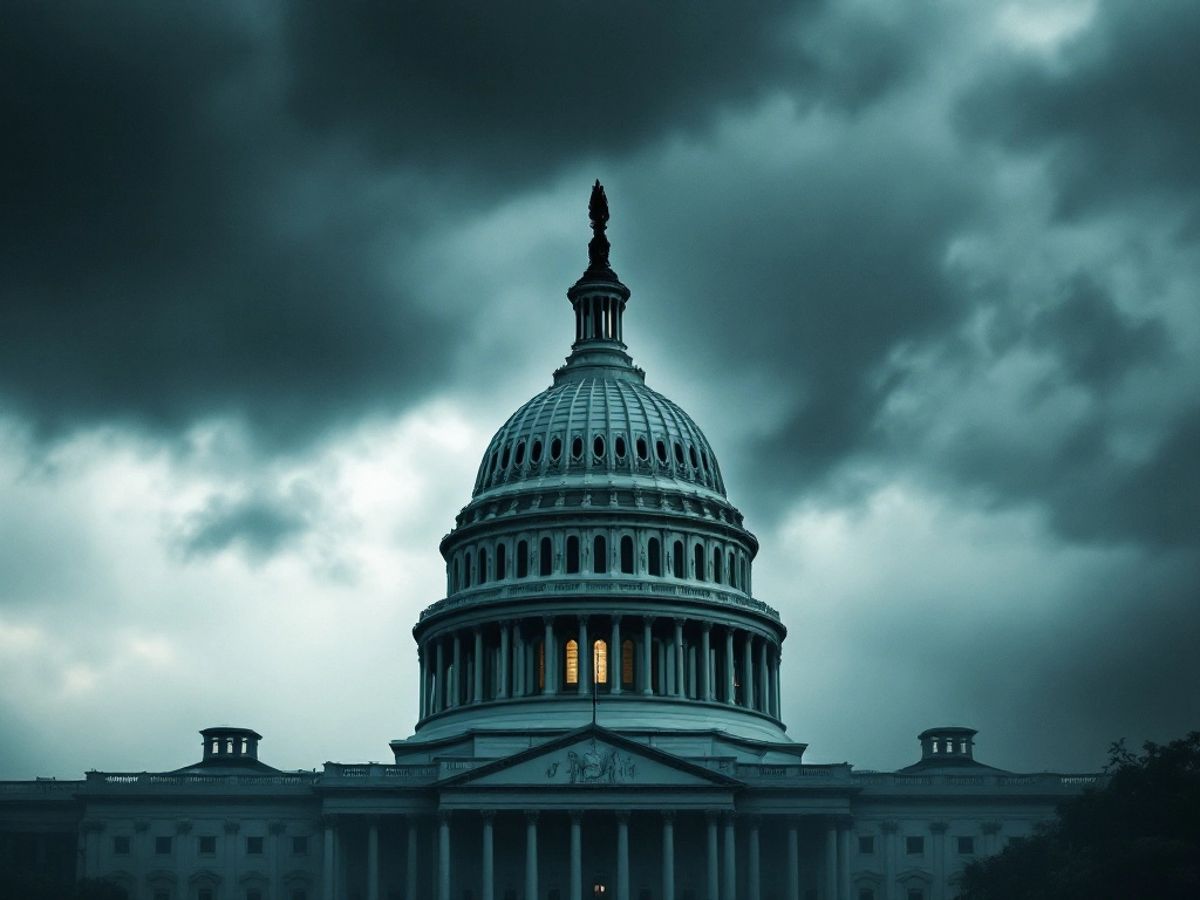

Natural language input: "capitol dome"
[411,182,786,743]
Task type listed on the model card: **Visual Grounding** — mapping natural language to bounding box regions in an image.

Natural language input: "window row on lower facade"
[419,614,782,720]
[446,529,752,597]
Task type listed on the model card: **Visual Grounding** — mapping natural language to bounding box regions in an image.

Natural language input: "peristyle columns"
[481,811,495,900]
[525,812,539,900]
[438,812,451,900]
[610,616,622,695]
[569,811,583,900]
[616,811,631,900]
[722,814,737,900]
[706,812,720,900]
[662,811,676,900]
[641,617,654,695]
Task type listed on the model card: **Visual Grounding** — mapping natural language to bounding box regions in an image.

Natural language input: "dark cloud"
[957,0,1200,219]
[177,485,317,560]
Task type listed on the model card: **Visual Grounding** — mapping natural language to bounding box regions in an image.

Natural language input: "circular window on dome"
[673,442,684,465]
[531,439,543,464]
[571,436,584,460]
[514,440,526,466]
[593,435,605,458]
[615,436,627,459]
[655,439,668,464]
[550,436,562,462]
[501,445,511,468]
[688,445,699,469]
[636,437,648,460]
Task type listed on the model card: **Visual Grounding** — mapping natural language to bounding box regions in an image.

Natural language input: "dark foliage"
[959,732,1200,900]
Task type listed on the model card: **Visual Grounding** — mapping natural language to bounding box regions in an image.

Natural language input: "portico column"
[616,811,631,900]
[452,633,463,707]
[724,629,735,704]
[775,651,783,717]
[322,818,335,900]
[418,645,428,717]
[700,623,712,701]
[513,624,524,698]
[579,617,591,693]
[758,640,769,713]
[473,628,484,702]
[438,812,451,900]
[881,820,898,900]
[367,818,380,900]
[610,616,622,695]
[543,618,557,695]
[673,619,686,697]
[838,820,851,900]
[525,812,539,900]
[787,820,800,900]
[662,811,675,900]
[435,639,446,713]
[406,818,419,900]
[481,810,495,900]
[931,821,948,900]
[824,821,837,900]
[569,811,583,900]
[743,632,755,710]
[748,816,761,900]
[641,617,654,695]
[499,623,511,699]
[722,814,737,900]
[705,812,720,900]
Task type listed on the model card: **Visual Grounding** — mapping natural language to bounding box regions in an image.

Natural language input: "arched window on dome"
[540,537,553,576]
[593,639,608,684]
[622,639,635,686]
[566,536,580,574]
[728,550,736,588]
[713,547,723,583]
[672,540,685,579]
[478,548,488,585]
[495,543,507,580]
[620,536,634,574]
[564,639,579,685]
[463,553,472,588]
[740,556,748,592]
[452,558,460,592]
[517,541,529,579]
[694,543,705,581]
[648,538,662,577]
[593,535,607,574]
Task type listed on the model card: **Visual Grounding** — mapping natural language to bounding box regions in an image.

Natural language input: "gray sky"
[1,0,1197,779]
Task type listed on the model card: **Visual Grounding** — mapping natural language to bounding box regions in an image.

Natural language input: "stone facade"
[0,185,1099,900]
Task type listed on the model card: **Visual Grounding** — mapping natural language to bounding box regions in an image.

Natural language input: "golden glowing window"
[593,639,607,684]
[622,639,634,685]
[565,640,579,685]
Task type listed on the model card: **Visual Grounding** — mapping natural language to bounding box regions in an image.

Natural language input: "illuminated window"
[622,639,634,685]
[593,639,608,684]
[565,640,579,685]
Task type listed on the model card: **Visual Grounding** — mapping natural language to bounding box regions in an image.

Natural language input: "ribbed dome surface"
[472,371,727,498]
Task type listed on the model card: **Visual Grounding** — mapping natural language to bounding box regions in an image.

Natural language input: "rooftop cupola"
[918,726,977,763]
[199,726,262,765]
[558,181,636,381]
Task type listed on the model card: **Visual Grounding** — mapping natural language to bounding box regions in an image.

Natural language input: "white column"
[743,632,755,710]
[438,813,451,900]
[641,617,654,695]
[569,811,583,900]
[617,812,631,900]
[406,819,419,900]
[611,615,622,695]
[882,821,897,900]
[513,624,524,698]
[824,822,837,900]
[706,813,720,900]
[543,618,557,695]
[724,629,735,704]
[701,623,712,701]
[758,640,769,713]
[418,646,428,717]
[323,820,335,900]
[579,617,591,694]
[787,821,800,900]
[662,812,675,900]
[931,822,948,900]
[748,817,761,900]
[367,820,380,900]
[499,623,511,699]
[525,812,539,900]
[481,811,495,900]
[722,815,737,900]
[838,821,851,900]
[435,639,446,713]
[673,619,686,697]
[452,633,462,707]
[473,628,484,702]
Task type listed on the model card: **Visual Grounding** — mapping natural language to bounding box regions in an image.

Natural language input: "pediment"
[439,725,740,789]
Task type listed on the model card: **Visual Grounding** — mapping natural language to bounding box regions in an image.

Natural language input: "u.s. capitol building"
[1,185,1098,900]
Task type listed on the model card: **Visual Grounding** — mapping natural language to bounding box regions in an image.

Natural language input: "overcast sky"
[2,0,1197,779]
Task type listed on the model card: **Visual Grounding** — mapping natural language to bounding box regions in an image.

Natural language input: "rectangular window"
[957,836,975,854]
[858,835,875,854]
[292,835,308,855]
[246,835,264,855]
[113,835,131,855]
[198,835,216,855]
[154,836,172,855]
[905,835,924,855]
